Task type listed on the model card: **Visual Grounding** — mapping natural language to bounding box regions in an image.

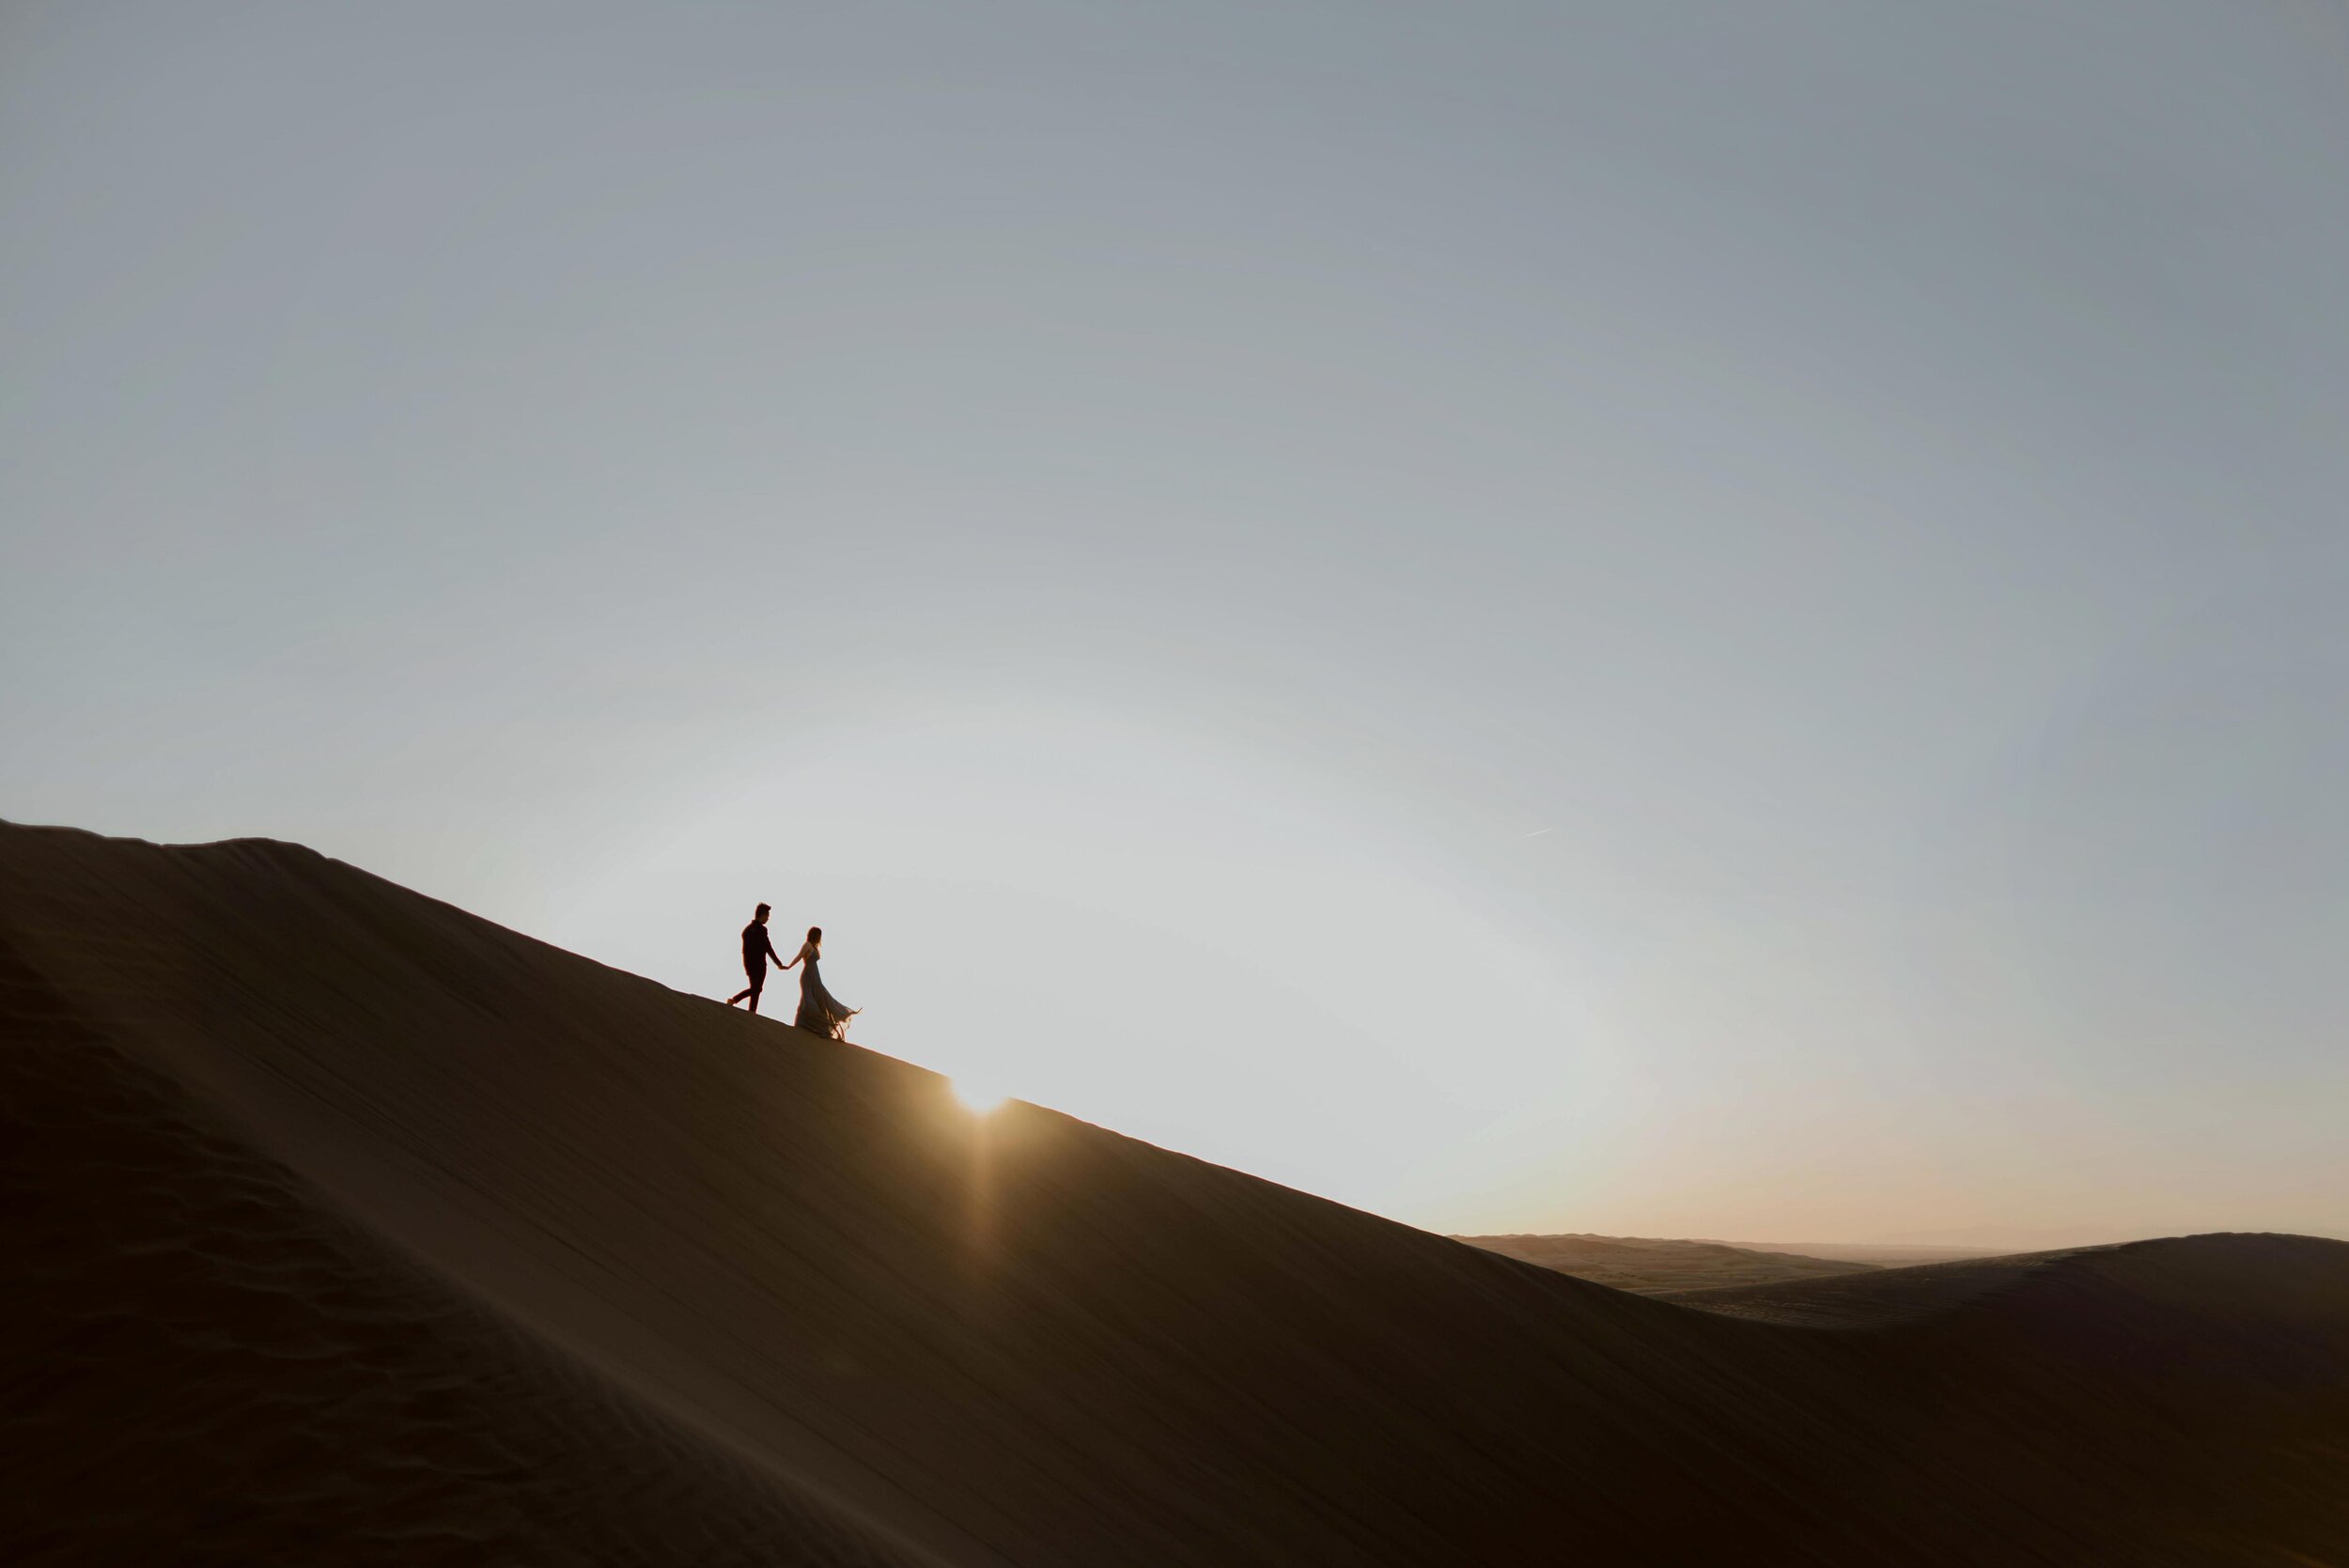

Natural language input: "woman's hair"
[806,926,822,943]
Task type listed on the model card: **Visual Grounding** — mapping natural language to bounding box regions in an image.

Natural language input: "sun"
[951,1078,1007,1115]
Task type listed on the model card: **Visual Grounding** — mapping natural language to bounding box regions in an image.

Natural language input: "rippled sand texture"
[5,822,2346,1565]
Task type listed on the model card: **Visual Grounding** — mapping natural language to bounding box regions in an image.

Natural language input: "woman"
[782,925,860,1040]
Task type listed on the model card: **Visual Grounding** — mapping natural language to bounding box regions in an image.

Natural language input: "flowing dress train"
[793,942,859,1039]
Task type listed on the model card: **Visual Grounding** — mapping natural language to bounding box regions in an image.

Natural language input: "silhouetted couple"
[727,903,859,1039]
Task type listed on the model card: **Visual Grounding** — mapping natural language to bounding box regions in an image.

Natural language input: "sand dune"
[1719,1240,2017,1268]
[1453,1233,1876,1294]
[6,823,2347,1565]
[1661,1247,2112,1327]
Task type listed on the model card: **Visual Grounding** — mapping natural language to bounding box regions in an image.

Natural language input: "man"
[726,902,788,1013]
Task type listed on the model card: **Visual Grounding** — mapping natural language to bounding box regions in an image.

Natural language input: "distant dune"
[1453,1233,1877,1294]
[1719,1240,2019,1268]
[1661,1248,2132,1328]
[7,822,2348,1565]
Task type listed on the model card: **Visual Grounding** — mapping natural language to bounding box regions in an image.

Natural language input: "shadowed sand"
[5,823,2347,1565]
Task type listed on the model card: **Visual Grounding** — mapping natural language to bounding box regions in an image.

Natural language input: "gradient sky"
[7,2,2346,1243]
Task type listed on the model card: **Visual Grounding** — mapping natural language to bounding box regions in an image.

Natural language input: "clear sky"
[7,2,2345,1244]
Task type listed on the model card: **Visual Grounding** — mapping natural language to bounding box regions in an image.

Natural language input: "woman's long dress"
[793,942,860,1039]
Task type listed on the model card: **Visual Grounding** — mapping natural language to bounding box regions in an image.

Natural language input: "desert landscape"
[7,821,2347,1565]
[11,4,2345,1561]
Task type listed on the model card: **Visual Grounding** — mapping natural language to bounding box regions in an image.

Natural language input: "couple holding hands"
[726,903,859,1039]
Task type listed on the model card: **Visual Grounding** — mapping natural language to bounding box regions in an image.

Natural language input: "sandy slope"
[5,823,2347,1566]
[1,932,926,1568]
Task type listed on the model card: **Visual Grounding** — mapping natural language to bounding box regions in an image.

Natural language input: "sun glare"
[951,1079,1007,1115]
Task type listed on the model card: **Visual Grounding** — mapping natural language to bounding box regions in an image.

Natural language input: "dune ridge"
[6,822,2347,1565]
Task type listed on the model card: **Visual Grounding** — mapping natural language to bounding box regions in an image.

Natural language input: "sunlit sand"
[950,1078,1007,1115]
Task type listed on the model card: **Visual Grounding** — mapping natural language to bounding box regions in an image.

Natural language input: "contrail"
[1522,828,1553,838]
